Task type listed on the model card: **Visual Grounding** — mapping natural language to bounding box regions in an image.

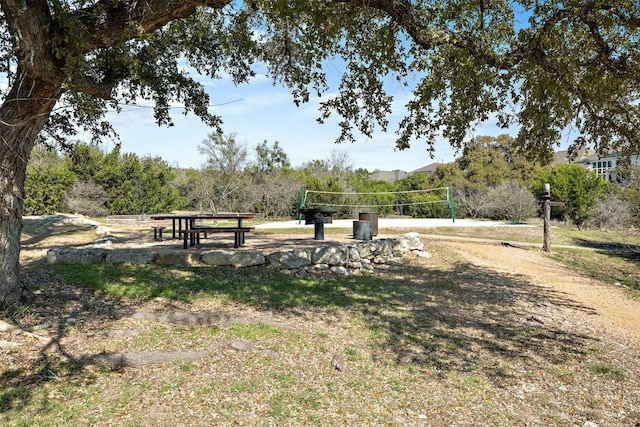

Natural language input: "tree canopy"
[2,1,639,157]
[2,0,640,305]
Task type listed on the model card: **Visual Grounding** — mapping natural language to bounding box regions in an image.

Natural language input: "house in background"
[368,169,409,182]
[553,149,640,184]
[409,162,444,175]
[369,162,446,183]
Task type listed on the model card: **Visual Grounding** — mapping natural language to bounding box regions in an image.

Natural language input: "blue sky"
[103,67,512,172]
[0,55,512,172]
[100,6,538,173]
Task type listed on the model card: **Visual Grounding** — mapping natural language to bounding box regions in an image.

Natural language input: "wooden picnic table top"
[150,213,256,220]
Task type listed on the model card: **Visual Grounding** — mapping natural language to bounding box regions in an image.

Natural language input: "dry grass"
[2,219,640,426]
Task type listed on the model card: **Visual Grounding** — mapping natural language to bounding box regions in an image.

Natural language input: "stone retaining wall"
[46,233,428,276]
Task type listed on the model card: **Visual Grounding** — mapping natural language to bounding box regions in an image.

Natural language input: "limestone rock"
[105,249,157,265]
[201,250,265,267]
[394,232,424,252]
[46,247,107,264]
[267,250,312,269]
[331,354,344,371]
[312,245,348,266]
[154,251,203,267]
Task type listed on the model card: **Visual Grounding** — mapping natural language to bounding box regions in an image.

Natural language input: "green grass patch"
[424,224,640,248]
[551,248,640,291]
[225,322,284,341]
[588,362,625,379]
[425,225,545,244]
[48,263,383,309]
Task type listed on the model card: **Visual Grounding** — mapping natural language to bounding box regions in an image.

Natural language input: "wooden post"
[542,183,551,252]
[540,183,565,252]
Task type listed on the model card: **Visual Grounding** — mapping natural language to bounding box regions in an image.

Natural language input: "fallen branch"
[130,311,291,330]
[80,348,214,368]
[0,319,50,341]
[77,339,270,369]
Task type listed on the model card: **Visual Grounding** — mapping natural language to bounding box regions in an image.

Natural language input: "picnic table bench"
[180,226,255,249]
[151,225,166,241]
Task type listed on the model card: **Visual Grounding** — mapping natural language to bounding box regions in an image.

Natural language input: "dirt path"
[436,239,640,345]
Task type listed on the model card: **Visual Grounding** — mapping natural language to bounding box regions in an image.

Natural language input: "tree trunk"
[0,73,62,306]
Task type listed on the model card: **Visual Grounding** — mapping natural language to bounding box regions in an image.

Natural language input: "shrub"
[483,180,537,223]
[587,193,632,230]
[62,180,109,217]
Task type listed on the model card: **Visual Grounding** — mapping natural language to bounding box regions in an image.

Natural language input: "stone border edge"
[46,233,429,276]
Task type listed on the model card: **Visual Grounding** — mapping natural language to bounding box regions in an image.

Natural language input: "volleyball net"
[298,186,455,220]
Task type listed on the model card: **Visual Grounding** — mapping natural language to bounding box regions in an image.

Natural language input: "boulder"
[201,250,265,267]
[312,245,348,266]
[46,247,107,264]
[154,251,203,267]
[105,249,158,265]
[267,250,312,269]
[394,232,424,253]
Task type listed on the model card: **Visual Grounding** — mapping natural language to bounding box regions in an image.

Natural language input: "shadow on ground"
[21,217,98,247]
[3,246,602,415]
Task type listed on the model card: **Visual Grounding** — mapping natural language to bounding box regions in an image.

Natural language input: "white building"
[553,149,640,184]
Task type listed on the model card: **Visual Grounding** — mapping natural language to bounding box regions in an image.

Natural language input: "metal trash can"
[358,212,378,236]
[353,220,372,240]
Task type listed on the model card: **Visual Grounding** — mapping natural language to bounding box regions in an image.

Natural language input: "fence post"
[448,186,455,223]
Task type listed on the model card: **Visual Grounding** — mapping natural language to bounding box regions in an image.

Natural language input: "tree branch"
[1,0,60,81]
[73,0,233,51]
[338,0,513,69]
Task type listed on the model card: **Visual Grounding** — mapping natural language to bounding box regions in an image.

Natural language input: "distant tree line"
[25,143,182,217]
[428,135,638,230]
[24,134,640,230]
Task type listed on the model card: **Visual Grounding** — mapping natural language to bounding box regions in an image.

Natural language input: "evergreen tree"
[535,164,617,229]
[24,148,77,216]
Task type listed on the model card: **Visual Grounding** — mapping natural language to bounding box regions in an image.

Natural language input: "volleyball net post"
[297,186,306,224]
[448,186,455,223]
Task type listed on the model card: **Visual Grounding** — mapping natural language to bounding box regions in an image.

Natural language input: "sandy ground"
[434,239,640,346]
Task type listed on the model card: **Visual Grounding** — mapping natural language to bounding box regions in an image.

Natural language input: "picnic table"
[150,213,256,249]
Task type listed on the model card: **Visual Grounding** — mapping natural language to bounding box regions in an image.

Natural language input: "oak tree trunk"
[0,72,62,306]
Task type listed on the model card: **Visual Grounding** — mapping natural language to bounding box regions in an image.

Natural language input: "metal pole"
[297,186,305,224]
[314,220,325,240]
[542,183,551,252]
[448,186,455,223]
